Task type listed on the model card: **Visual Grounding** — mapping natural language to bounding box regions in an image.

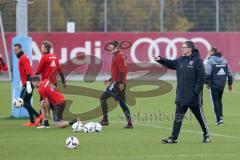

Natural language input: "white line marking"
[111,121,240,140]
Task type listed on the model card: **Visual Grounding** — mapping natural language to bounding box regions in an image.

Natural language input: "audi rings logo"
[130,37,211,67]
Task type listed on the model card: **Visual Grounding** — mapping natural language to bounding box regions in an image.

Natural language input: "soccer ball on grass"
[65,136,79,149]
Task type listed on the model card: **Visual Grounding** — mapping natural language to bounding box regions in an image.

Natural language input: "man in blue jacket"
[205,48,233,125]
[155,41,210,144]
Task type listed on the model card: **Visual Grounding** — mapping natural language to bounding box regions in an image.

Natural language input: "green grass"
[0,81,240,160]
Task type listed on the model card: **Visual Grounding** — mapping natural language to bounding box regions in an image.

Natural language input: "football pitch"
[0,81,240,160]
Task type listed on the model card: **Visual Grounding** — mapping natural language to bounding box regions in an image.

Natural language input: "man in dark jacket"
[205,48,233,125]
[155,41,210,144]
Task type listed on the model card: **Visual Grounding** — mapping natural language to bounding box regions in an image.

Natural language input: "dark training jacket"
[157,49,205,106]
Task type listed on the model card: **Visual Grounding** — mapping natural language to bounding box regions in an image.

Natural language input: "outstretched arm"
[40,97,50,121]
[154,56,178,70]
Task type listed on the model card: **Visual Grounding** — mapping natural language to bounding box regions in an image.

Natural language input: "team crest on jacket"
[189,61,194,65]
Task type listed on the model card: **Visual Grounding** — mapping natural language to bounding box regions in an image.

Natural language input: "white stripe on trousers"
[198,95,210,135]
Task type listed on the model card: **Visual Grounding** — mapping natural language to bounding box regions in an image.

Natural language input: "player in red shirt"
[0,54,8,74]
[36,41,66,87]
[13,43,42,126]
[100,40,133,128]
[31,75,78,128]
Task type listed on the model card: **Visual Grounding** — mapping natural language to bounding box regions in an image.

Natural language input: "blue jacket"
[157,49,205,106]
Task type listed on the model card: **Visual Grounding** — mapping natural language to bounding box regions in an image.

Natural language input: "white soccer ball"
[94,123,102,132]
[13,97,24,108]
[72,121,83,132]
[83,122,96,133]
[65,136,79,149]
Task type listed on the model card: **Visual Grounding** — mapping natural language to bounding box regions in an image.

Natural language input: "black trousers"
[100,82,131,122]
[171,104,209,140]
[20,85,39,123]
[210,87,224,122]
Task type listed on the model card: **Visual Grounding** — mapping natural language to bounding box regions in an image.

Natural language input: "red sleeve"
[116,55,125,72]
[37,56,46,74]
[22,56,32,75]
[38,88,47,99]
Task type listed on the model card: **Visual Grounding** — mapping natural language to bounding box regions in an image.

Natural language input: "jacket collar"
[113,50,120,56]
[211,52,222,58]
[44,52,51,55]
[184,49,200,59]
[17,51,24,59]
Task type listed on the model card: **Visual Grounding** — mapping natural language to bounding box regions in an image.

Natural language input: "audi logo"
[130,37,211,67]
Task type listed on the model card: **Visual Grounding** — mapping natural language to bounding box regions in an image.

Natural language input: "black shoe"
[202,135,211,143]
[100,120,109,125]
[124,124,133,129]
[162,137,178,144]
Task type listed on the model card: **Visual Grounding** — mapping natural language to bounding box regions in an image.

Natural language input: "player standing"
[155,41,210,143]
[13,43,42,126]
[205,48,233,125]
[100,40,133,128]
[31,76,78,128]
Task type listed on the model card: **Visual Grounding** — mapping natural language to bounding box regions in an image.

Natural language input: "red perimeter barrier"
[3,32,240,74]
